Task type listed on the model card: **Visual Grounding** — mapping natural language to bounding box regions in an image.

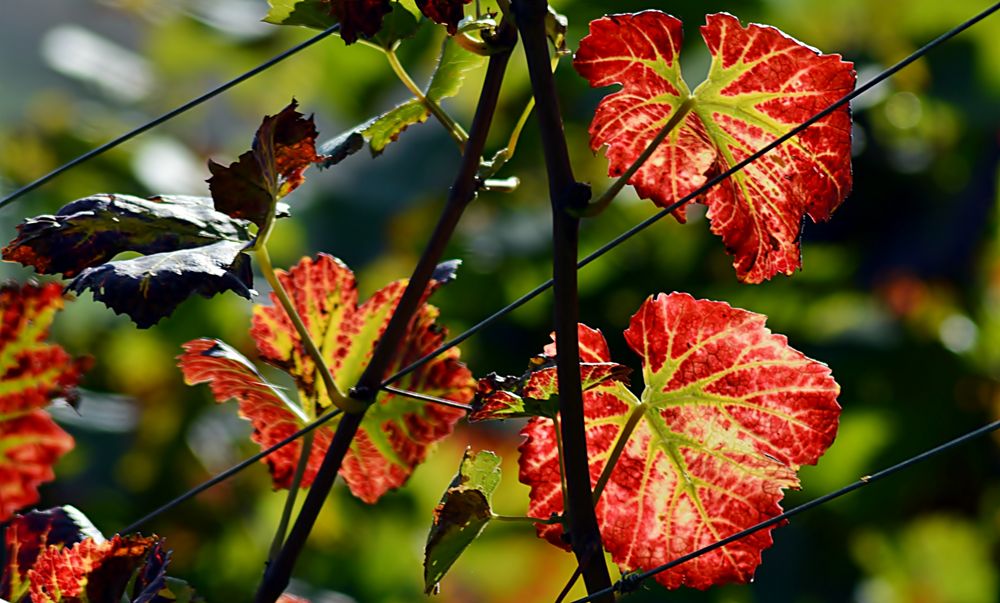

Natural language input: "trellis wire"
[97,0,997,551]
[382,0,1000,389]
[118,409,342,535]
[570,419,1000,603]
[0,24,340,210]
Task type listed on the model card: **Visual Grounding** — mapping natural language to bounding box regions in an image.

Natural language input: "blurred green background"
[2,0,999,601]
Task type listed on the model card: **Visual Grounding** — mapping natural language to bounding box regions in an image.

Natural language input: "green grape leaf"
[319,37,484,165]
[423,448,501,594]
[264,0,336,30]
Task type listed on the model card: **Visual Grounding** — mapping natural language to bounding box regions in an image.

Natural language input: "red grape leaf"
[1,506,99,601]
[0,283,89,521]
[423,448,501,594]
[328,0,392,44]
[519,293,840,589]
[574,12,855,283]
[178,339,328,489]
[208,100,323,228]
[416,0,471,34]
[249,254,473,503]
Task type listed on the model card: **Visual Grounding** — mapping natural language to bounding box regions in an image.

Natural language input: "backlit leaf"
[519,293,840,589]
[208,100,323,228]
[248,254,474,502]
[264,0,336,30]
[3,195,256,327]
[416,0,471,34]
[177,338,327,489]
[1,506,99,601]
[574,12,855,283]
[319,37,484,165]
[0,283,88,521]
[371,2,422,49]
[423,448,500,594]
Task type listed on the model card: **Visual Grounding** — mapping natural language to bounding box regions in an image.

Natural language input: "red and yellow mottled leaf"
[574,12,855,283]
[208,100,323,227]
[519,293,840,589]
[245,254,473,503]
[27,534,166,603]
[416,0,471,34]
[1,507,98,602]
[178,339,329,489]
[0,283,89,521]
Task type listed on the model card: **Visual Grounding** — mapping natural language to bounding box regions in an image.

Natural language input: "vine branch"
[512,1,613,600]
[252,22,517,603]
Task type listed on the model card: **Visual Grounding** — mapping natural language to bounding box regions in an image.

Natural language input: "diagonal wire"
[0,24,341,210]
[570,418,1000,603]
[381,0,1000,389]
[117,408,342,535]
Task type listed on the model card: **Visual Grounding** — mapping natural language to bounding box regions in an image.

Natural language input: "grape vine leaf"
[416,0,470,34]
[207,100,323,228]
[518,293,841,589]
[0,283,89,522]
[423,448,500,594]
[320,37,485,165]
[574,12,855,283]
[0,506,99,601]
[264,0,337,30]
[177,338,327,489]
[1,506,196,603]
[200,253,474,503]
[3,195,256,328]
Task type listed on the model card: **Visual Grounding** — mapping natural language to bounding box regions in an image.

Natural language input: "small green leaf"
[318,37,484,163]
[424,449,501,594]
[371,1,422,49]
[264,0,336,29]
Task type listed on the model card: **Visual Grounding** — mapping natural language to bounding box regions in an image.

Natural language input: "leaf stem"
[578,96,696,218]
[254,244,362,414]
[384,47,469,149]
[592,401,645,503]
[267,430,314,563]
[253,24,517,603]
[554,414,569,511]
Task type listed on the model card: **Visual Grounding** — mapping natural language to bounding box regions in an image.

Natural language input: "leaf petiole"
[254,241,364,414]
[592,400,645,503]
[577,95,696,218]
[384,47,469,150]
[267,429,315,563]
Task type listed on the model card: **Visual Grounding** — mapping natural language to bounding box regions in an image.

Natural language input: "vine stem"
[512,1,613,600]
[253,244,362,414]
[384,47,469,149]
[252,22,517,603]
[267,430,314,562]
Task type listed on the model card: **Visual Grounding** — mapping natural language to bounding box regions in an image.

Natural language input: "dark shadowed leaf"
[329,0,392,43]
[371,1,422,49]
[2,194,251,278]
[416,0,471,34]
[424,448,500,594]
[66,240,254,329]
[207,100,323,228]
[0,284,89,522]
